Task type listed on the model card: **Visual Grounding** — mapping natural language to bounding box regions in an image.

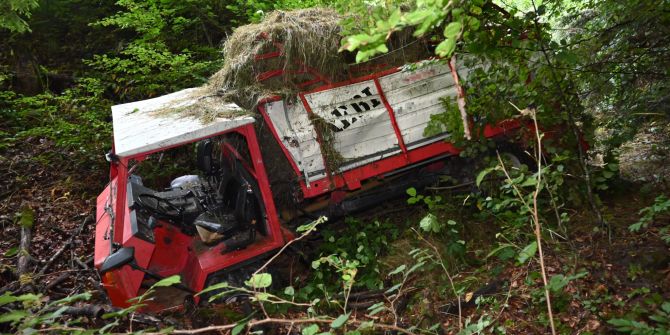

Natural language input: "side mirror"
[196,140,214,175]
[100,247,135,274]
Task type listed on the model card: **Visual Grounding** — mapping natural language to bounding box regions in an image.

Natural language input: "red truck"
[94,60,526,310]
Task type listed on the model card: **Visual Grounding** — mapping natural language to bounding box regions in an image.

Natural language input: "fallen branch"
[140,317,418,335]
[38,214,92,276]
[44,273,70,292]
[42,303,164,326]
[17,224,33,276]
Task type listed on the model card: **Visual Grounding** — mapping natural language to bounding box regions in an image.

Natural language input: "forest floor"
[1,137,669,334]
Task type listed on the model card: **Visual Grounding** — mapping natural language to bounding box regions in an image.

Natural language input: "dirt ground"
[1,137,669,334]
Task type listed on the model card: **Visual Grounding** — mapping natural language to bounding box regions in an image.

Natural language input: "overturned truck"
[94,9,529,310]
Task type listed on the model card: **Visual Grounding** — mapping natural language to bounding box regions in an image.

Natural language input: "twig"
[38,214,92,276]
[528,0,606,234]
[529,109,557,335]
[139,317,418,335]
[252,216,326,277]
[496,105,556,335]
[425,181,475,191]
[413,230,462,330]
[45,273,70,292]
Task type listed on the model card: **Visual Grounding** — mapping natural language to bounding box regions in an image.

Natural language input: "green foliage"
[0,0,38,33]
[459,315,493,335]
[339,0,484,62]
[224,0,339,24]
[87,0,227,100]
[516,241,537,264]
[245,273,273,289]
[0,82,112,163]
[592,163,619,191]
[547,271,588,293]
[407,187,466,256]
[559,0,670,151]
[629,195,670,233]
[310,217,399,290]
[609,301,670,334]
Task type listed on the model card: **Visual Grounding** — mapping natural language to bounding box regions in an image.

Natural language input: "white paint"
[304,81,399,163]
[114,61,468,183]
[262,61,463,183]
[112,88,254,158]
[264,99,326,180]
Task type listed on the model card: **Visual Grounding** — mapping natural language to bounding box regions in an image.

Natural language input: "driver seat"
[193,181,256,248]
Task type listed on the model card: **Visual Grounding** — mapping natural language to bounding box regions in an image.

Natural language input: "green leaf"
[296,217,326,233]
[404,9,432,25]
[476,167,496,187]
[284,286,295,296]
[342,34,371,52]
[0,294,19,307]
[152,275,181,288]
[443,22,462,38]
[517,241,537,264]
[357,320,374,330]
[407,261,426,275]
[406,187,417,197]
[388,264,406,276]
[52,292,92,305]
[470,5,482,15]
[302,324,319,335]
[435,38,456,57]
[548,274,568,292]
[4,247,19,257]
[196,282,229,296]
[485,244,515,260]
[232,321,248,335]
[367,302,386,315]
[17,207,34,228]
[375,44,389,54]
[419,213,441,233]
[0,310,28,323]
[255,292,270,301]
[521,176,538,187]
[159,326,175,334]
[331,312,351,329]
[385,283,402,294]
[245,273,272,289]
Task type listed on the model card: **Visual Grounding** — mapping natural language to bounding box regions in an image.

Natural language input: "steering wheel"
[137,193,182,218]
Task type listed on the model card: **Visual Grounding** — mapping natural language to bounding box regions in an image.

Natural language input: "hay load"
[209,8,345,110]
[157,7,431,121]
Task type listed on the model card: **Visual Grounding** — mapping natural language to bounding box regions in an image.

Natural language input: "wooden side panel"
[378,63,457,146]
[265,62,470,183]
[304,80,400,162]
[264,100,326,180]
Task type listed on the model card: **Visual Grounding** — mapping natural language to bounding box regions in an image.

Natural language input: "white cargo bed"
[262,62,464,182]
